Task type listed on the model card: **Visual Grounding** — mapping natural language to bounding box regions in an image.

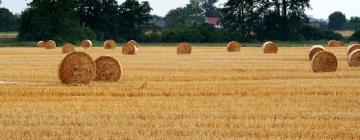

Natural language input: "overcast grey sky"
[1,0,359,19]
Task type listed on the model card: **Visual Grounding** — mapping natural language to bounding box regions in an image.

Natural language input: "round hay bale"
[62,43,75,54]
[58,52,95,85]
[339,41,345,46]
[348,50,360,67]
[128,40,140,48]
[349,41,359,46]
[94,56,122,82]
[309,45,325,61]
[263,41,278,54]
[227,41,241,52]
[122,43,138,55]
[347,44,360,56]
[104,40,116,49]
[177,42,192,54]
[311,51,337,73]
[44,40,56,49]
[81,40,92,49]
[328,40,342,47]
[37,41,45,48]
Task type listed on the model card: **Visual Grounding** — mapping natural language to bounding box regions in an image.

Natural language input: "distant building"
[206,16,221,28]
[308,17,327,27]
[205,8,222,28]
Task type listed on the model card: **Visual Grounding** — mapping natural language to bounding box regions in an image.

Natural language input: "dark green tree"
[0,8,18,32]
[328,11,346,30]
[165,8,190,28]
[77,0,120,40]
[346,17,360,30]
[200,0,219,17]
[262,0,310,40]
[221,0,310,41]
[221,0,267,40]
[350,30,360,41]
[118,0,152,40]
[165,0,205,28]
[18,0,96,43]
[76,0,151,40]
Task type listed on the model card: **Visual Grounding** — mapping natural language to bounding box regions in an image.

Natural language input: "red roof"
[207,17,220,26]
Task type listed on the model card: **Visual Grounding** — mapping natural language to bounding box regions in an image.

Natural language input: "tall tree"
[18,0,95,43]
[0,8,18,32]
[261,0,310,40]
[118,0,152,40]
[165,0,205,28]
[77,0,120,40]
[165,8,189,28]
[187,0,205,22]
[328,11,346,30]
[221,0,266,39]
[76,0,151,40]
[200,0,219,17]
[346,17,360,30]
[221,0,310,40]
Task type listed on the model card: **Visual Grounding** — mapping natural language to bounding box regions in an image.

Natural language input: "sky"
[1,0,360,19]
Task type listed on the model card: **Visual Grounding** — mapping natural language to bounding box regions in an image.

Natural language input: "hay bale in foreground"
[263,41,278,54]
[328,40,342,47]
[347,44,360,56]
[94,56,122,82]
[37,41,45,48]
[62,43,75,54]
[58,52,95,85]
[311,51,337,73]
[81,40,92,49]
[227,41,241,52]
[104,40,116,49]
[44,40,56,49]
[348,50,360,67]
[128,40,140,48]
[177,42,192,54]
[122,43,138,55]
[309,45,325,61]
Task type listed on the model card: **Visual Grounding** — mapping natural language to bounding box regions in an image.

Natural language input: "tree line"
[17,0,151,43]
[0,0,18,32]
[328,11,360,31]
[158,0,343,42]
[0,0,359,43]
[327,11,360,41]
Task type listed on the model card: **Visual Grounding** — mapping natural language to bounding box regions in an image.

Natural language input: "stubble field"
[0,46,359,139]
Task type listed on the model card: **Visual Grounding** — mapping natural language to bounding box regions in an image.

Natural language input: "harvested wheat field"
[0,45,359,139]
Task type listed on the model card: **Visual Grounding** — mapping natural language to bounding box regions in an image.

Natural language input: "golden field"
[0,46,359,139]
